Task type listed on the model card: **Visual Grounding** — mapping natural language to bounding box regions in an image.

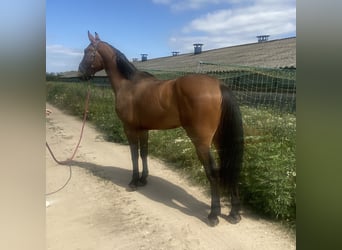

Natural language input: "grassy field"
[46,82,296,225]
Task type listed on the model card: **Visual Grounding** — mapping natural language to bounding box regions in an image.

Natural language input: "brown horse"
[78,32,244,226]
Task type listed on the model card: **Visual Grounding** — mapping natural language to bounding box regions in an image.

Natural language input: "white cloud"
[169,0,296,52]
[46,45,83,57]
[153,0,239,11]
[184,6,295,35]
[46,44,83,73]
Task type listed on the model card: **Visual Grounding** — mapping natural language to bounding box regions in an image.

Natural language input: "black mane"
[105,43,157,82]
[105,43,137,80]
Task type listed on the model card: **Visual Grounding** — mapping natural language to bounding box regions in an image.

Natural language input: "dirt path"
[46,103,295,250]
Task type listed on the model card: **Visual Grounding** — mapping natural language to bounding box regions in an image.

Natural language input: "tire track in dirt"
[46,103,295,250]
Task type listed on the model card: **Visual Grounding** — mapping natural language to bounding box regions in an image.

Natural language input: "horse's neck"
[105,70,126,95]
[98,44,127,94]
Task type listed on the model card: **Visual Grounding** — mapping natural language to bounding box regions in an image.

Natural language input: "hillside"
[133,37,296,73]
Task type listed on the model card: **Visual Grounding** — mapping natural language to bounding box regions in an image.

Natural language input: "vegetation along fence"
[47,64,296,225]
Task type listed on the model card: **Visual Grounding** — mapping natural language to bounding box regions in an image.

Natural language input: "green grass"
[241,107,296,223]
[46,82,296,224]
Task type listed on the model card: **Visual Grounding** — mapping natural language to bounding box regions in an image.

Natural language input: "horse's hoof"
[226,213,241,224]
[207,214,219,227]
[138,178,147,186]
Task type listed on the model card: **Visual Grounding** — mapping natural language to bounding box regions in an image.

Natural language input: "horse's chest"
[115,97,134,124]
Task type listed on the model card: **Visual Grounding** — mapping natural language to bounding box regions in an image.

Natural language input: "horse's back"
[176,74,221,91]
[174,74,222,106]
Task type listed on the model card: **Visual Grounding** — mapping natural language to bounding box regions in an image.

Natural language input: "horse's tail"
[216,84,244,193]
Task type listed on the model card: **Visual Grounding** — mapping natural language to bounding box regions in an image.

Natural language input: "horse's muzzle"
[78,65,93,81]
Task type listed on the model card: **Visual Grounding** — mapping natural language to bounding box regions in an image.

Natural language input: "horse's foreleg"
[139,130,149,186]
[128,143,139,190]
[125,128,140,190]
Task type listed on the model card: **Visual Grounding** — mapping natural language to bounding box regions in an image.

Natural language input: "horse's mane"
[103,42,157,82]
[102,42,136,80]
[114,47,137,80]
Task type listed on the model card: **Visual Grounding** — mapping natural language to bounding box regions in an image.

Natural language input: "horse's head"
[78,31,104,80]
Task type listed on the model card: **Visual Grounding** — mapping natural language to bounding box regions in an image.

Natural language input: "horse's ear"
[95,32,100,41]
[88,31,97,45]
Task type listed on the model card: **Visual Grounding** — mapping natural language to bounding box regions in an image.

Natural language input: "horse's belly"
[140,112,181,130]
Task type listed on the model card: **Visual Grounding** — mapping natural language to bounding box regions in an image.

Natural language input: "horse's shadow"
[69,160,211,224]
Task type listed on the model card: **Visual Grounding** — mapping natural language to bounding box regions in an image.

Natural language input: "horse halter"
[79,41,100,78]
[90,41,100,65]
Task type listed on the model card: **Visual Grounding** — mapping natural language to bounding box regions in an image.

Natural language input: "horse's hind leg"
[227,185,241,224]
[192,141,221,226]
[213,139,241,224]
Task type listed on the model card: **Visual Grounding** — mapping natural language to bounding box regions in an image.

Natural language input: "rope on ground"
[46,85,91,196]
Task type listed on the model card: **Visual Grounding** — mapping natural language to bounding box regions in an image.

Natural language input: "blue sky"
[46,0,296,73]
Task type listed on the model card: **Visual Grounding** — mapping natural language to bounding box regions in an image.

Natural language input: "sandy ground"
[46,103,295,250]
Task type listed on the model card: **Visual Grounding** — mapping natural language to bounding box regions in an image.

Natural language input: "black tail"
[216,84,244,192]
